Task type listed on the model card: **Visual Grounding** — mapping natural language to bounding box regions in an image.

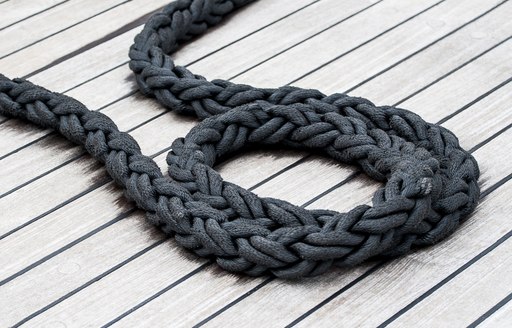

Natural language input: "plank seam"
[467,291,512,328]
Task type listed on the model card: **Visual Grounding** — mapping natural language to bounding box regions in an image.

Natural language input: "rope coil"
[0,0,480,278]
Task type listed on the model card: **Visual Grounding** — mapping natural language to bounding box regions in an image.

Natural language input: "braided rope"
[0,0,480,278]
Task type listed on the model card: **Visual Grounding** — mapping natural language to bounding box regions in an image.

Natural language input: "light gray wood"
[0,0,510,327]
[442,81,512,150]
[0,148,305,325]
[0,0,364,167]
[0,99,190,237]
[0,0,439,254]
[0,0,444,232]
[346,4,512,107]
[21,160,353,326]
[26,0,316,93]
[193,35,512,325]
[188,0,378,80]
[280,0,512,99]
[109,8,512,323]
[199,133,512,328]
[0,0,333,187]
[295,173,512,328]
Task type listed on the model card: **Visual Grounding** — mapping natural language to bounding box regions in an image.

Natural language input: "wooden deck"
[1,0,511,326]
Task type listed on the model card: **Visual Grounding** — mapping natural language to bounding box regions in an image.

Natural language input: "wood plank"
[441,80,512,150]
[388,238,512,327]
[0,148,306,326]
[6,0,496,160]
[0,0,66,30]
[0,0,388,228]
[14,155,356,326]
[182,31,512,324]
[289,0,511,99]
[0,0,500,312]
[185,0,380,81]
[0,0,323,282]
[0,0,125,57]
[28,0,317,94]
[0,98,191,237]
[343,6,512,106]
[0,0,440,250]
[0,0,346,187]
[293,0,508,96]
[0,95,164,197]
[0,0,318,194]
[0,209,165,327]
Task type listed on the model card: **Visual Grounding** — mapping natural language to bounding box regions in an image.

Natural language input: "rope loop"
[0,0,480,278]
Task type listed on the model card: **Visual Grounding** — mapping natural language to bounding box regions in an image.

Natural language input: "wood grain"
[295,0,507,95]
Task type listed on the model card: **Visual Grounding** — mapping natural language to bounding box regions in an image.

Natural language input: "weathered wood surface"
[0,0,511,327]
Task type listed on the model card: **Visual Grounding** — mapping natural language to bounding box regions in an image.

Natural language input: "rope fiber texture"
[0,0,480,278]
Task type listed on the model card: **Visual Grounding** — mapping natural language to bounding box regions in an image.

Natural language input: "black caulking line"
[467,291,512,328]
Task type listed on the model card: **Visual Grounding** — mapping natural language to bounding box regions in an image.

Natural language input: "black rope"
[0,0,480,278]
